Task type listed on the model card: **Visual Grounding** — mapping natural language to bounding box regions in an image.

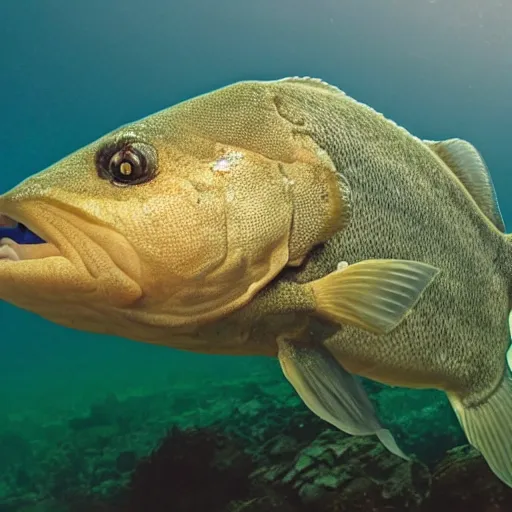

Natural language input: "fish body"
[1,77,511,485]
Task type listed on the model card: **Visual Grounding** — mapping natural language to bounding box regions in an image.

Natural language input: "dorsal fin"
[424,138,505,232]
[277,76,346,96]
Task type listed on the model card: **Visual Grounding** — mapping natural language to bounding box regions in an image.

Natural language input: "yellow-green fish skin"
[263,78,510,406]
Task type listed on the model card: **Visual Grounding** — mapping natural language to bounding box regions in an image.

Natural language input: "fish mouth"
[0,212,61,261]
[0,203,143,308]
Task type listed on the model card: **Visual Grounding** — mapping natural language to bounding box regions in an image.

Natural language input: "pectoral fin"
[307,259,439,334]
[277,338,408,460]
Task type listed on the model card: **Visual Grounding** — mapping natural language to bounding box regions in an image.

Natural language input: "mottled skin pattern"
[0,78,510,413]
[225,79,512,409]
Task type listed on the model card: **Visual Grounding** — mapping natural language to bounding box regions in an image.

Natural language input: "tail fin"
[447,370,512,487]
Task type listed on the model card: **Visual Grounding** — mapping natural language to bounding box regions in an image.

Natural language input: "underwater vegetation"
[1,364,511,512]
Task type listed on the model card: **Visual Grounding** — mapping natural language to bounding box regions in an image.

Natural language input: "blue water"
[0,0,511,435]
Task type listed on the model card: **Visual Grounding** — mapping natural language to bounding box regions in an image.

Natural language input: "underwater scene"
[1,1,512,511]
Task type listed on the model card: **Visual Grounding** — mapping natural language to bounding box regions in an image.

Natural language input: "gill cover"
[157,79,350,325]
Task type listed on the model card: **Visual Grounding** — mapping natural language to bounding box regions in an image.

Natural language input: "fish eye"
[96,140,158,185]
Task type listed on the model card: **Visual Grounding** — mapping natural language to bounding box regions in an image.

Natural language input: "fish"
[0,76,511,486]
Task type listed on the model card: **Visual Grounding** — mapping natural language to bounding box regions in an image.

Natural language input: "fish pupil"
[119,161,133,176]
[109,148,146,184]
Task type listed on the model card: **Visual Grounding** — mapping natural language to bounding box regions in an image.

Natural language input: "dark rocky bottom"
[1,365,510,512]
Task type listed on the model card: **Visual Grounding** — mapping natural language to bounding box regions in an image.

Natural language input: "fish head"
[0,80,348,344]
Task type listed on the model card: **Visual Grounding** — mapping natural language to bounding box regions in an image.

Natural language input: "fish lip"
[0,200,143,311]
[3,200,143,290]
[1,202,96,270]
[0,210,51,247]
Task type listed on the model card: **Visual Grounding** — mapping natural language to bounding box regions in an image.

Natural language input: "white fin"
[277,338,408,460]
[424,138,505,232]
[307,259,439,335]
[448,369,512,487]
